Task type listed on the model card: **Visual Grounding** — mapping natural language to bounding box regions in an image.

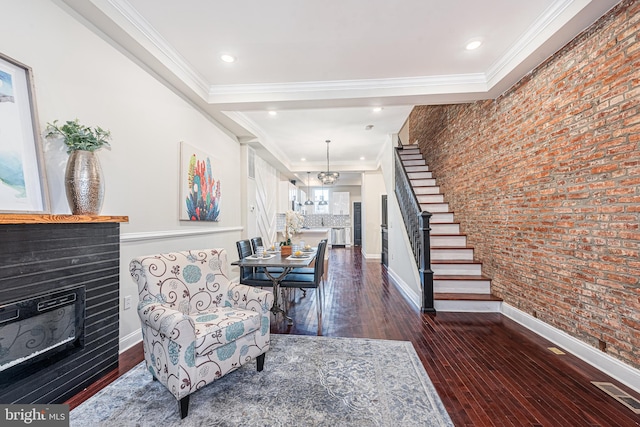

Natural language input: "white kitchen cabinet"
[331,192,350,215]
[278,181,297,213]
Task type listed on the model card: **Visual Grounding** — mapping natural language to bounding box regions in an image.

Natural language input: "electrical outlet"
[123,295,132,310]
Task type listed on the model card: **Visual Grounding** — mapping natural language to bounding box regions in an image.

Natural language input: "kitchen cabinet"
[278,181,297,212]
[331,192,350,215]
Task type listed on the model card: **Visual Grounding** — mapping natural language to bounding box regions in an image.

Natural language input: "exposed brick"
[410,0,640,369]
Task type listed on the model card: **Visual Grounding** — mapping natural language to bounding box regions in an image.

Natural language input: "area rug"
[70,334,453,426]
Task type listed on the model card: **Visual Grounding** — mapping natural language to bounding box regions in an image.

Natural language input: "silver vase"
[65,150,104,215]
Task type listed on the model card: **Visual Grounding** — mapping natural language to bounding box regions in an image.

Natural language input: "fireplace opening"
[0,286,85,387]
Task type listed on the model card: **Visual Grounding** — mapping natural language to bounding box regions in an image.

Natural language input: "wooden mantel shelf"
[0,214,129,224]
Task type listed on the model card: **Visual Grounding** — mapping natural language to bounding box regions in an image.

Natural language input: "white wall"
[361,172,383,258]
[2,1,245,351]
[380,136,422,308]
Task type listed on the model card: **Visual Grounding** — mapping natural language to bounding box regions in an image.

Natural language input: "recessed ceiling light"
[360,156,365,160]
[466,40,482,50]
[301,158,306,161]
[220,54,236,63]
[268,111,277,116]
[373,107,383,112]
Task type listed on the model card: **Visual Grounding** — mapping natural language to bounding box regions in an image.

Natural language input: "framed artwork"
[179,141,221,221]
[0,53,49,213]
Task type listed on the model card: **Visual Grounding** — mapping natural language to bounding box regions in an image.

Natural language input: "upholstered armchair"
[129,248,273,419]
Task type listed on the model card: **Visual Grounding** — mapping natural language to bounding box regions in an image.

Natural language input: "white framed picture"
[0,53,49,213]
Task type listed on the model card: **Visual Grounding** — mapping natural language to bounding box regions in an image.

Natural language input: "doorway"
[353,202,361,246]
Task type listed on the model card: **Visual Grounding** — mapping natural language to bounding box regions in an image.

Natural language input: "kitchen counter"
[300,228,331,233]
[277,228,330,256]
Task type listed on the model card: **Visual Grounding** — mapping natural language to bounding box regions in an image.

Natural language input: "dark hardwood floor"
[67,247,640,426]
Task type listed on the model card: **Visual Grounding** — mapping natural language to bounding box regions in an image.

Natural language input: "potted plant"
[44,119,111,215]
[281,210,304,255]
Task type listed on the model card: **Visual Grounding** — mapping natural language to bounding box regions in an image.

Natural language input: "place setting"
[247,246,275,259]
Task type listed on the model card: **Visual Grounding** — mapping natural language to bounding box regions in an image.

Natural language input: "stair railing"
[394,144,435,313]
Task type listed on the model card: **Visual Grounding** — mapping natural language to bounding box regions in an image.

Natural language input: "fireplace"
[0,215,127,404]
[0,286,85,387]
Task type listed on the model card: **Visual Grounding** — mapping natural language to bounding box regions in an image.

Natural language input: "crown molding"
[97,0,211,98]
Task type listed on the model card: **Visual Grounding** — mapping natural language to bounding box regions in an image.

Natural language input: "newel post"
[420,211,435,313]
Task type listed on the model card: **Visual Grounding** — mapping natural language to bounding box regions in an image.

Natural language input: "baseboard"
[119,329,143,354]
[502,303,640,394]
[387,267,421,310]
[361,250,382,260]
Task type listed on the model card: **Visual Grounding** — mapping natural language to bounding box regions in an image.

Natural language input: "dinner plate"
[247,254,275,260]
[289,254,311,259]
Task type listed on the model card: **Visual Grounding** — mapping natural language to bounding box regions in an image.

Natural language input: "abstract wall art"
[179,141,221,221]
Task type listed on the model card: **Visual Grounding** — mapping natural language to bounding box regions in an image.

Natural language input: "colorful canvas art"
[180,142,221,221]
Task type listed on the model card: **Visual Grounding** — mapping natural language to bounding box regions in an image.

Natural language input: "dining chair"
[280,239,328,334]
[250,236,264,253]
[250,236,285,275]
[292,239,327,276]
[236,239,273,287]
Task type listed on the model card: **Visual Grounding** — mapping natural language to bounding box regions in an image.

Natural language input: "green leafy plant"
[44,119,111,154]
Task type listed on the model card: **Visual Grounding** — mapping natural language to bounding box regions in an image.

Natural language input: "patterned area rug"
[71,335,453,426]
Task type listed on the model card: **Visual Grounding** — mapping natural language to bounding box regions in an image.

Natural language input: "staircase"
[399,146,501,312]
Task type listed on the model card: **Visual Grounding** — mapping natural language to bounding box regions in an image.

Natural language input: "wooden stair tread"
[434,293,502,301]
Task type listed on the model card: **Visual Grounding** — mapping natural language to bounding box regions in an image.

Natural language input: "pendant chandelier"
[317,139,339,185]
[304,172,314,205]
[318,181,328,205]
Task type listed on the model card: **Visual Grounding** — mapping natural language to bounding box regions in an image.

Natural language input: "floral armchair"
[129,248,273,419]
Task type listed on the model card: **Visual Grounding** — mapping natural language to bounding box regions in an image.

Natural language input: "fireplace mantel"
[0,214,128,224]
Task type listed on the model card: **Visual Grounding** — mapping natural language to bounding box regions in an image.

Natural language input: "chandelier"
[317,139,339,185]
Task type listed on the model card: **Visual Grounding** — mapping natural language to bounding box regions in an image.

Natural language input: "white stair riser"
[434,300,501,313]
[421,203,450,212]
[431,223,460,234]
[405,166,430,173]
[432,263,482,275]
[430,212,454,223]
[408,172,432,179]
[414,186,440,195]
[403,160,426,166]
[434,279,491,293]
[417,194,444,203]
[412,179,437,187]
[431,248,474,261]
[430,235,467,247]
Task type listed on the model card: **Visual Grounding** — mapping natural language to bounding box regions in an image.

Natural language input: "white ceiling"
[61,0,620,185]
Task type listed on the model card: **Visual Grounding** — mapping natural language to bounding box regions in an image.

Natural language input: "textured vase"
[65,150,104,215]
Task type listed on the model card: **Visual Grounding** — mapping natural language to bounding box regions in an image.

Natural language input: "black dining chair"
[249,236,285,275]
[236,239,272,287]
[250,236,264,253]
[280,239,328,334]
[293,239,327,276]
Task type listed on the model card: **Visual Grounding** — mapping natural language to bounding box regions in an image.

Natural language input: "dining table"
[231,247,317,324]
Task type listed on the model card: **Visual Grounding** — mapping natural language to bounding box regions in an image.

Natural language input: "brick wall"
[410,0,640,368]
